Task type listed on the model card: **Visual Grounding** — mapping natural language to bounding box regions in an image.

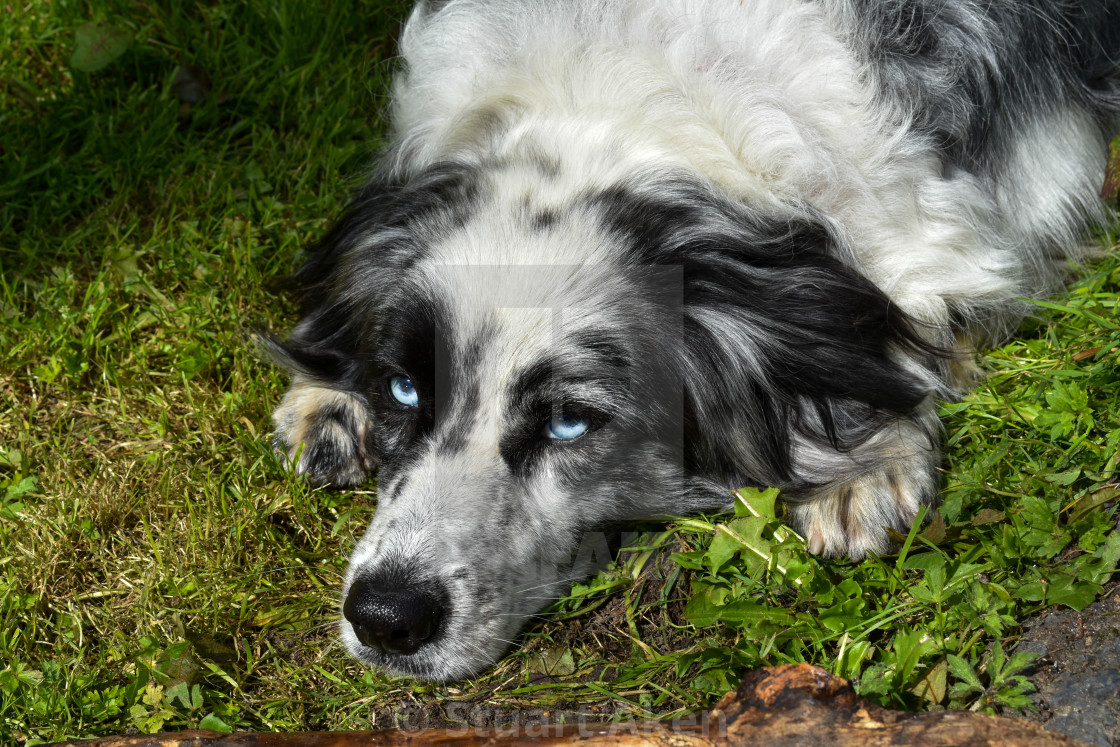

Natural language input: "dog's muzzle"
[343,574,447,655]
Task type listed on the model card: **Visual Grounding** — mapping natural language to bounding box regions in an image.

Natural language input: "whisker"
[460,640,499,669]
[523,591,619,604]
[514,576,585,594]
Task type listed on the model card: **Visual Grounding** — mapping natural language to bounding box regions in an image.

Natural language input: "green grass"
[2,1,1118,743]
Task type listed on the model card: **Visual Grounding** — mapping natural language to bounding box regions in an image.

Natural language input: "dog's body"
[267,0,1120,680]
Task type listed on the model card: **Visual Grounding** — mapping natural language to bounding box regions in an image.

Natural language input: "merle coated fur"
[263,0,1120,680]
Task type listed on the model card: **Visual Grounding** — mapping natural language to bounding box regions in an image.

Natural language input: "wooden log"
[49,663,1088,747]
[712,663,1087,746]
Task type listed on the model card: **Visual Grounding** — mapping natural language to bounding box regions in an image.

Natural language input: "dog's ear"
[264,163,478,381]
[683,221,934,483]
[602,183,938,486]
[258,179,400,387]
[259,164,476,486]
[255,183,391,485]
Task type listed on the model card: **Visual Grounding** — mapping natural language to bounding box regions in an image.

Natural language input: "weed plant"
[2,1,1118,743]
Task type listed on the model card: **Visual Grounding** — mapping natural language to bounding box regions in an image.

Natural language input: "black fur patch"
[368,292,446,470]
[430,325,492,457]
[591,179,940,484]
[269,163,480,392]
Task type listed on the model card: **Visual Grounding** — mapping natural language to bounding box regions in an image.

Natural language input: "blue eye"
[546,412,590,440]
[389,375,418,407]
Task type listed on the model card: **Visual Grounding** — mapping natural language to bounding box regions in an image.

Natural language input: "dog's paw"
[944,330,987,394]
[785,448,940,559]
[272,376,377,487]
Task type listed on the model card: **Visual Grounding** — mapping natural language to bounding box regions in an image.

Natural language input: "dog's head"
[264,162,931,679]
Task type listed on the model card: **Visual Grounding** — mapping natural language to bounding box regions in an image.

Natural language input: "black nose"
[343,575,445,655]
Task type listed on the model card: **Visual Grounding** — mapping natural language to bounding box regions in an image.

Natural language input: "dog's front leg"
[272,374,378,487]
[784,401,942,559]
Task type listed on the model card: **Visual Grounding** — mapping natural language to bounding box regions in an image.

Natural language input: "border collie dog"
[265,0,1120,680]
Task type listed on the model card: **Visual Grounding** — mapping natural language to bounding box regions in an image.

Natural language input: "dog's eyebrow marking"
[569,333,630,372]
[506,330,631,406]
[372,292,445,374]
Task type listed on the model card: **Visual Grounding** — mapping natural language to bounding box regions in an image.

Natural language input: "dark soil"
[1012,583,1120,746]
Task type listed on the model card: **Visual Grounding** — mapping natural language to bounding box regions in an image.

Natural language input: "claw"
[807,530,825,556]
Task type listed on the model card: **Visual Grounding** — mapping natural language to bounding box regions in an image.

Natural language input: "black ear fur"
[595,180,941,485]
[262,163,478,390]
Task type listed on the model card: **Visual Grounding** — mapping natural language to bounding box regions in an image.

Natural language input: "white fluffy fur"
[387,0,1105,338]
